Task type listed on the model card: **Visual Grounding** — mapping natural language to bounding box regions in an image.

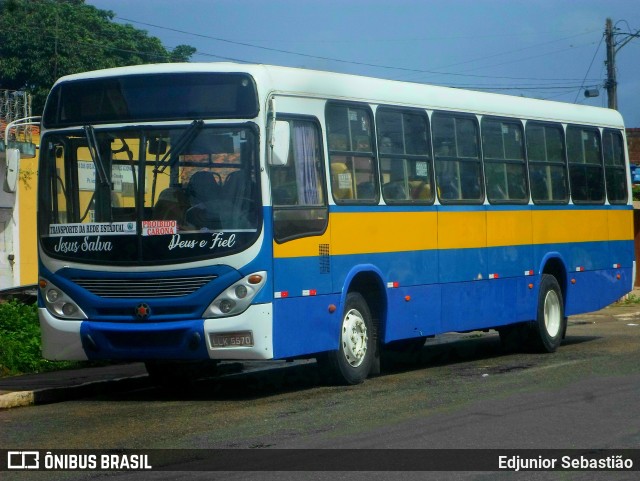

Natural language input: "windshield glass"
[38,125,261,264]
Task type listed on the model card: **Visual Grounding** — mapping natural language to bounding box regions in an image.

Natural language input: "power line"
[403,28,600,80]
[573,33,604,103]
[114,16,602,84]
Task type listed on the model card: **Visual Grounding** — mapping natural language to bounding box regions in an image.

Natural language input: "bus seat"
[187,171,221,204]
[224,169,251,201]
[383,181,406,200]
[152,187,188,222]
[331,162,353,200]
[408,180,431,200]
[185,171,222,229]
[357,181,377,200]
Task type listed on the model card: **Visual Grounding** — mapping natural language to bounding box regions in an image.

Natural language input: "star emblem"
[135,303,151,319]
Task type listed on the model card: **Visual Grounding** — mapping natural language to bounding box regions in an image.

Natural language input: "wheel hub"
[544,290,561,338]
[341,308,368,368]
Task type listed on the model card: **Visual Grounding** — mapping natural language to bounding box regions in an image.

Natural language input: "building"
[628,128,640,165]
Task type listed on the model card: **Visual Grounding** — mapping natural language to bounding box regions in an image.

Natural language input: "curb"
[0,375,149,409]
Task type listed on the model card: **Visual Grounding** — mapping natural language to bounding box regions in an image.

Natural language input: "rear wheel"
[530,274,565,353]
[317,292,374,385]
[499,274,565,353]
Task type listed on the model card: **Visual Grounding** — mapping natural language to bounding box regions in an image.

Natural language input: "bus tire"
[530,274,565,353]
[318,292,374,385]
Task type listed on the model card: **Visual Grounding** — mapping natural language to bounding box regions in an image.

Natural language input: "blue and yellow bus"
[29,63,633,385]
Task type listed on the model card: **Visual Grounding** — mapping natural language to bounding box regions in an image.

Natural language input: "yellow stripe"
[437,211,487,249]
[608,209,634,241]
[273,208,633,258]
[331,211,438,255]
[532,209,608,244]
[486,210,532,247]
[272,228,332,258]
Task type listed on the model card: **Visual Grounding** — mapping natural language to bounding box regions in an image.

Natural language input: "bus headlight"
[39,278,87,320]
[203,271,266,318]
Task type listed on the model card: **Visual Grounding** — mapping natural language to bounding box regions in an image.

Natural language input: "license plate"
[211,331,254,348]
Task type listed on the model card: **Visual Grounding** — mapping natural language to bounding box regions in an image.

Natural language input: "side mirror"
[5,148,20,193]
[269,120,290,166]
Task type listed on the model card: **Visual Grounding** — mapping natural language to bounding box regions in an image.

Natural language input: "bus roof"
[54,63,625,129]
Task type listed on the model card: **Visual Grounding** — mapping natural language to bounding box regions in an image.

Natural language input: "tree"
[0,0,196,113]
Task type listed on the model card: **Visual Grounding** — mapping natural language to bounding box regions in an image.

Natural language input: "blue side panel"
[273,256,332,297]
[272,293,341,359]
[610,239,635,268]
[487,244,535,278]
[80,320,208,360]
[533,241,610,273]
[331,250,439,290]
[384,283,442,342]
[440,277,537,332]
[438,248,486,283]
[565,267,633,316]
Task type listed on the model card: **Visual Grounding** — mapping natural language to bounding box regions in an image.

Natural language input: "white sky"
[86,0,640,127]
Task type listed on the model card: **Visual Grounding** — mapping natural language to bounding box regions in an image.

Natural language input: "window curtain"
[292,121,320,205]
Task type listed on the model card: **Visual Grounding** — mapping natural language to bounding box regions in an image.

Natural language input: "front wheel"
[530,274,565,353]
[317,292,375,385]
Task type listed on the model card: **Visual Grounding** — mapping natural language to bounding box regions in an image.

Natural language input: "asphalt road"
[1,302,640,481]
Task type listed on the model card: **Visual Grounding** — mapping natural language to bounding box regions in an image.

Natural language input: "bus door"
[269,117,331,358]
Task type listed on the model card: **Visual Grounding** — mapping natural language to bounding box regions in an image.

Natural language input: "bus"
[27,63,634,385]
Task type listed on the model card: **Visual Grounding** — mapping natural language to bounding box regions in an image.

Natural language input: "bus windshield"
[38,124,261,264]
[43,72,259,127]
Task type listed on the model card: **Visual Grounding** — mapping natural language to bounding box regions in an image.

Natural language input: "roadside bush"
[0,300,80,376]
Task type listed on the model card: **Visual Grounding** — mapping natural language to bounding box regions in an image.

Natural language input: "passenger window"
[566,126,604,204]
[482,118,528,204]
[526,122,568,204]
[376,108,433,204]
[270,119,327,242]
[433,113,483,203]
[603,130,628,204]
[326,104,378,203]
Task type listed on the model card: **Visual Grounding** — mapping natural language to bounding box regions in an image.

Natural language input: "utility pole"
[605,18,616,110]
[604,17,640,111]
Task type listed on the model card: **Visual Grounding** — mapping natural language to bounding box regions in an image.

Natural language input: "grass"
[615,293,640,306]
[0,299,89,377]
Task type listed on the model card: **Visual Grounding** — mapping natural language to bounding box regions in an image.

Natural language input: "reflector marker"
[489,273,499,279]
[302,289,317,296]
[524,270,534,276]
[274,291,289,299]
[613,263,621,269]
[576,266,585,272]
[387,281,399,289]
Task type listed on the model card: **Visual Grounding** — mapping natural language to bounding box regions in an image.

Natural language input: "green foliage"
[0,299,80,376]
[616,293,640,305]
[0,0,196,112]
[632,184,640,201]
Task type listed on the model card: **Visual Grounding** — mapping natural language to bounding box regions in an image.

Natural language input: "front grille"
[73,275,217,298]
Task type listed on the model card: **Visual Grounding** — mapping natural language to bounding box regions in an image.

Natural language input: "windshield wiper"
[155,119,204,175]
[84,125,111,188]
[151,119,204,204]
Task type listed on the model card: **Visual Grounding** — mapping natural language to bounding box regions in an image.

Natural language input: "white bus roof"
[55,63,625,129]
